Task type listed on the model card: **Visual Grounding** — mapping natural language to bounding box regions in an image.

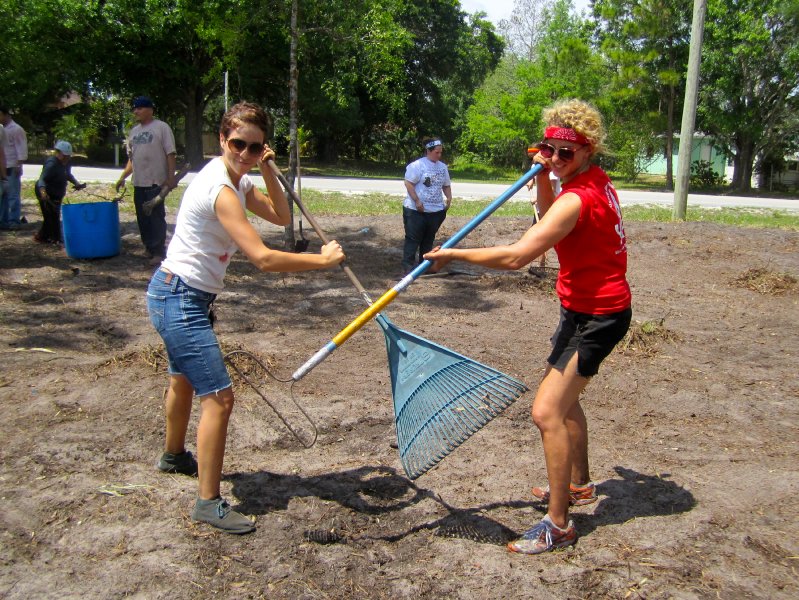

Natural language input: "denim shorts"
[548,305,632,377]
[146,268,231,396]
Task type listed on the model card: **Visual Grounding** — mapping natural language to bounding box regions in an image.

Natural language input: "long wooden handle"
[266,159,374,305]
[159,163,192,200]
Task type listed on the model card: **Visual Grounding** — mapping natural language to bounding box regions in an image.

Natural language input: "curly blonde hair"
[542,99,607,155]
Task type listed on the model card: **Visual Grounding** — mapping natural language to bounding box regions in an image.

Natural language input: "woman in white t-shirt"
[146,102,344,534]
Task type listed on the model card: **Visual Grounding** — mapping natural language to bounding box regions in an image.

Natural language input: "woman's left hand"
[532,153,552,172]
[424,245,452,271]
[259,144,277,166]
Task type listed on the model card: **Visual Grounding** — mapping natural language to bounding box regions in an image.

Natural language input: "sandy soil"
[1,197,798,599]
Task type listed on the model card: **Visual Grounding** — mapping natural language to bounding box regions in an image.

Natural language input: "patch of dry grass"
[732,268,797,296]
[619,319,680,357]
[94,341,273,385]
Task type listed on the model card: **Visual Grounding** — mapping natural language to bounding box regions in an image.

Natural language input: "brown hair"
[219,102,271,139]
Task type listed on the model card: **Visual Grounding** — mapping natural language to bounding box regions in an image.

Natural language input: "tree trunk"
[732,136,755,192]
[664,81,676,191]
[183,86,205,167]
[316,136,338,162]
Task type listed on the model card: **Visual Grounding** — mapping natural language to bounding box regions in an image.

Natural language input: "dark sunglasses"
[226,138,265,156]
[538,142,584,162]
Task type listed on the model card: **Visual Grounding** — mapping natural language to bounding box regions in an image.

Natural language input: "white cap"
[54,140,73,155]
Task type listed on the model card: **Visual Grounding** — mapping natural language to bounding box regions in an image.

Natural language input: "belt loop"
[160,267,179,291]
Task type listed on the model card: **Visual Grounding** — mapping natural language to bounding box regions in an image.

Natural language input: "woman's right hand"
[423,245,452,271]
[321,240,345,267]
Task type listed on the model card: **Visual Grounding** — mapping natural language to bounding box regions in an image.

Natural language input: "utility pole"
[673,0,707,220]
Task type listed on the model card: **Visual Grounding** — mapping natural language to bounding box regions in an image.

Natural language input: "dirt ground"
[1,195,798,599]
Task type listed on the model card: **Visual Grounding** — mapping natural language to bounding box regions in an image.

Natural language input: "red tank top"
[554,165,631,314]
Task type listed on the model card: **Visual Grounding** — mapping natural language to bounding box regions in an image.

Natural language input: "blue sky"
[460,0,591,26]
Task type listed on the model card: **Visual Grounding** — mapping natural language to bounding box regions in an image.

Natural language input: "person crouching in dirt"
[34,140,86,244]
[146,102,345,534]
[425,99,631,554]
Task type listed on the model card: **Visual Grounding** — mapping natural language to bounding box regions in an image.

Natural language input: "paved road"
[31,166,799,211]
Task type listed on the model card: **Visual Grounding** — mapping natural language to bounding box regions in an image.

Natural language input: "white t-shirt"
[403,156,451,212]
[161,157,253,294]
[0,126,6,169]
[126,119,176,187]
[2,120,27,168]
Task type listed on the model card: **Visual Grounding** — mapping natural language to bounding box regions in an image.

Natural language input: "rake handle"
[141,163,192,216]
[292,163,544,381]
[266,160,374,306]
[403,163,543,280]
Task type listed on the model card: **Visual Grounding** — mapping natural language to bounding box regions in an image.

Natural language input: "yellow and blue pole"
[292,163,543,381]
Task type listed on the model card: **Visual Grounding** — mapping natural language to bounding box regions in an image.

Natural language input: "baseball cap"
[54,140,73,155]
[132,96,154,109]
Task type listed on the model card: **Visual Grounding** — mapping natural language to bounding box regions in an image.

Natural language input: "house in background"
[757,153,799,191]
[644,133,728,180]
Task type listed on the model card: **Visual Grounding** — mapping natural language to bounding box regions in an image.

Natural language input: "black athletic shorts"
[547,305,632,377]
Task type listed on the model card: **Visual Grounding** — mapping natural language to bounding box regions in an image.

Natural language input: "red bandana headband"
[544,126,589,146]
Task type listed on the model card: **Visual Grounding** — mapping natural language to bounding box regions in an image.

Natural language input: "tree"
[498,0,550,60]
[0,0,93,116]
[698,0,799,191]
[281,0,410,162]
[460,0,605,167]
[82,0,263,166]
[593,0,692,188]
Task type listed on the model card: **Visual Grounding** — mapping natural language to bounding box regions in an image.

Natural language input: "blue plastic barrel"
[61,201,121,259]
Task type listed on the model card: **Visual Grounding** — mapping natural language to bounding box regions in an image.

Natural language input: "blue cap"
[54,140,73,155]
[132,96,154,109]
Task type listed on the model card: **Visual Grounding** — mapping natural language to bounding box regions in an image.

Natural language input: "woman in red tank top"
[425,99,631,554]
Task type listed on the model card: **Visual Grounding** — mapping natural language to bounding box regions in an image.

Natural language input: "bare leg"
[531,354,590,528]
[196,387,235,500]
[164,374,194,454]
[565,401,590,486]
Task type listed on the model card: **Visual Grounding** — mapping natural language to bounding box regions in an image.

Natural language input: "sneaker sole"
[507,536,576,554]
[156,461,198,476]
[192,519,256,535]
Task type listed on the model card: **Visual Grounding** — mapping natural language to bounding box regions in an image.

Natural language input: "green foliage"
[690,159,725,189]
[0,0,91,113]
[51,114,89,153]
[459,1,605,168]
[593,0,693,186]
[698,0,799,190]
[6,0,798,193]
[604,124,661,181]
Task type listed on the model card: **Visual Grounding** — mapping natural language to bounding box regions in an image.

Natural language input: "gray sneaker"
[191,497,256,534]
[157,450,198,476]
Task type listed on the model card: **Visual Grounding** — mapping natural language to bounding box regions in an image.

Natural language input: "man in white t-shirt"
[0,108,28,229]
[401,137,452,275]
[116,96,177,265]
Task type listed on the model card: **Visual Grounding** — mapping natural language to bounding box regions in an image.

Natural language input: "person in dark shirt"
[34,140,85,244]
